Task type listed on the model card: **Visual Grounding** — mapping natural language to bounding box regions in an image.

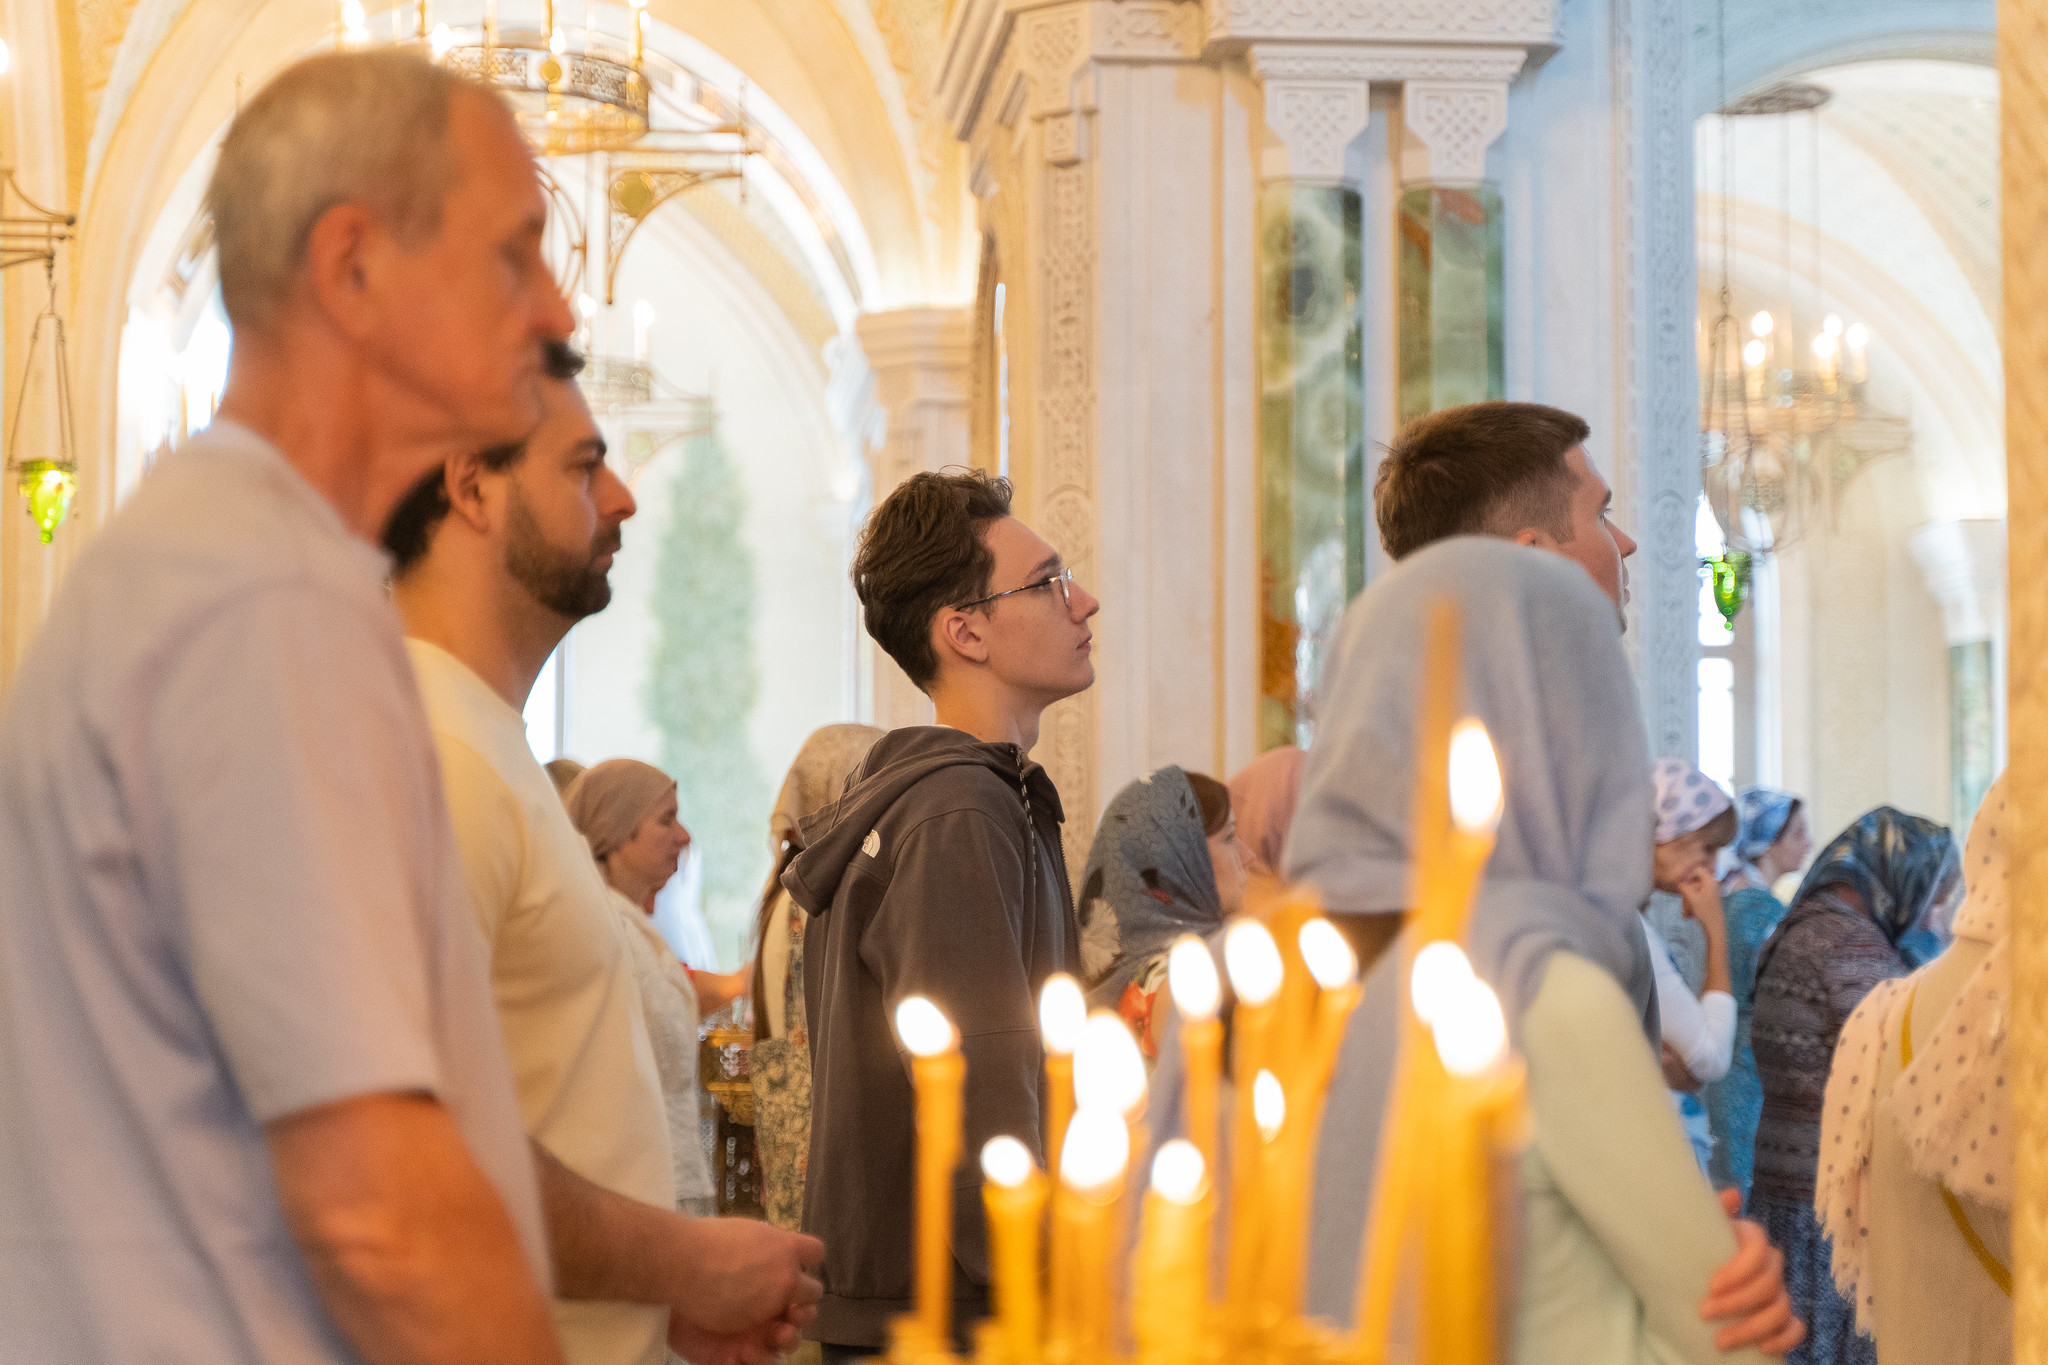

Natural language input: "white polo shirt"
[408,638,675,1365]
[0,422,548,1364]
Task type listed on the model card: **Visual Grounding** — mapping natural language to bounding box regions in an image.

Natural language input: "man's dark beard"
[504,483,618,620]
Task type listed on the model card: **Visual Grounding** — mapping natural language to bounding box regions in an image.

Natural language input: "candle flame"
[1150,1140,1207,1205]
[981,1136,1036,1189]
[894,996,954,1057]
[1431,975,1509,1077]
[576,292,598,320]
[1845,322,1870,349]
[1298,918,1357,990]
[1059,1107,1130,1195]
[1447,720,1503,835]
[633,299,657,328]
[1410,940,1477,1026]
[1038,974,1087,1055]
[1742,339,1766,367]
[1167,936,1221,1019]
[429,21,454,57]
[1750,310,1774,337]
[1252,1070,1285,1142]
[1073,1011,1147,1118]
[1823,314,1844,336]
[1812,332,1837,360]
[1223,920,1283,1007]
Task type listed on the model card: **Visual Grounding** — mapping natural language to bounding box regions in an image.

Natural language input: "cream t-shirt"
[409,639,675,1365]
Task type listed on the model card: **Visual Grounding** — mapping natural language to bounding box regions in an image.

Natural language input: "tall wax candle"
[1133,1141,1213,1364]
[1221,920,1284,1329]
[1050,1107,1128,1360]
[1039,975,1086,1175]
[895,997,963,1350]
[1168,938,1224,1185]
[980,1137,1047,1365]
[1420,964,1513,1365]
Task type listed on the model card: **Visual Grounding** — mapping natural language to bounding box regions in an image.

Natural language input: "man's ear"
[933,606,992,671]
[442,452,495,534]
[1511,527,1551,550]
[302,204,387,343]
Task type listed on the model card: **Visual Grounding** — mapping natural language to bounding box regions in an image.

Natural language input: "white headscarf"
[1819,773,2010,1333]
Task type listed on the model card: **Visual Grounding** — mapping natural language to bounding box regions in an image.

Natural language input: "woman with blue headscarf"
[1750,808,1961,1365]
[1706,788,1812,1205]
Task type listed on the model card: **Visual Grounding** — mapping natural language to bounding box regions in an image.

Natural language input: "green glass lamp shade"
[16,460,77,545]
[1706,551,1752,629]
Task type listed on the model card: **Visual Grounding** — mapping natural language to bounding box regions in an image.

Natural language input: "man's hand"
[670,1216,825,1337]
[1661,1041,1703,1093]
[1701,1189,1805,1356]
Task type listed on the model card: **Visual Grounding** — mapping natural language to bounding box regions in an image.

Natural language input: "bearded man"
[384,342,822,1365]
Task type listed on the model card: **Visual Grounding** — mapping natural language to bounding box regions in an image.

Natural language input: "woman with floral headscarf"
[1750,806,1962,1365]
[1816,777,2010,1363]
[1708,787,1811,1206]
[1077,766,1247,1055]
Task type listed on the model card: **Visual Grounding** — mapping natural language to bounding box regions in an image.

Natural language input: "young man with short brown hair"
[790,469,1097,1361]
[1374,400,1638,625]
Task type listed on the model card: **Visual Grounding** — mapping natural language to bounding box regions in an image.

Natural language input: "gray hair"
[207,50,493,329]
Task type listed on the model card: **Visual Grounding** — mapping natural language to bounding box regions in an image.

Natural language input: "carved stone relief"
[1207,0,1557,48]
[1400,80,1510,184]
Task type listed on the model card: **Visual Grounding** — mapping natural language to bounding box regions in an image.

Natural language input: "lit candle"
[629,0,646,67]
[1420,960,1520,1365]
[1133,1141,1213,1364]
[1221,919,1283,1328]
[1039,974,1086,1174]
[1259,918,1361,1319]
[1417,719,1501,943]
[980,1137,1046,1365]
[632,298,656,365]
[415,0,428,40]
[1812,330,1838,394]
[1168,937,1223,1179]
[895,996,963,1351]
[1050,1106,1129,1359]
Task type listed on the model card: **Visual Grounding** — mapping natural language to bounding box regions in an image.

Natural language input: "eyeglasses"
[956,566,1077,613]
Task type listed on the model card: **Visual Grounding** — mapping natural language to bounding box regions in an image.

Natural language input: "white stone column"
[853,306,974,731]
[1912,517,2010,819]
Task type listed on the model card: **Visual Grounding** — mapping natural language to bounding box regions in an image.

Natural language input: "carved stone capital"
[1206,0,1557,51]
[1247,44,1371,184]
[943,0,1205,143]
[1398,78,1510,184]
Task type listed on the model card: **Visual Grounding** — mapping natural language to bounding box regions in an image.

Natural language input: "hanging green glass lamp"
[7,264,79,545]
[1702,551,1753,629]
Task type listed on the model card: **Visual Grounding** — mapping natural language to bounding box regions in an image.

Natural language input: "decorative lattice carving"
[1096,0,1205,60]
[1209,0,1557,45]
[1401,80,1509,183]
[1264,82,1371,182]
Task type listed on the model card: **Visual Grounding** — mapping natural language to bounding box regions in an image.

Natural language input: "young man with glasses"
[783,469,1098,1362]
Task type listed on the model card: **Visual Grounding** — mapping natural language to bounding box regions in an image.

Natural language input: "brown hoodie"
[784,725,1079,1350]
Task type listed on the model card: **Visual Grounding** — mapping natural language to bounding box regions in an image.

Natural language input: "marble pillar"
[1247,47,1368,751]
[853,306,974,731]
[1394,80,1509,424]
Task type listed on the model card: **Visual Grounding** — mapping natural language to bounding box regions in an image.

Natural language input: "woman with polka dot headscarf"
[1750,803,1961,1365]
[1648,759,1742,1175]
[1815,776,2008,1363]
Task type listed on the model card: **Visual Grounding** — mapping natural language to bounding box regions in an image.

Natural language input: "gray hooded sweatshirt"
[785,725,1079,1349]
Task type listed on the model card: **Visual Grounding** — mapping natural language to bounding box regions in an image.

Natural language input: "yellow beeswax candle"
[896,996,963,1351]
[1419,721,1503,944]
[1259,918,1361,1319]
[1221,920,1283,1327]
[1039,974,1087,1174]
[1168,937,1224,1184]
[1133,1140,1213,1363]
[1420,965,1510,1365]
[980,1137,1047,1365]
[1050,1106,1128,1360]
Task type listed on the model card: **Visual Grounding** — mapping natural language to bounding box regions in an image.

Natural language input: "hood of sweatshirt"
[783,725,1066,919]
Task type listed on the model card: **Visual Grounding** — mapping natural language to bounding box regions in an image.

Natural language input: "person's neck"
[606,860,661,914]
[395,560,572,712]
[214,327,464,544]
[929,678,1046,753]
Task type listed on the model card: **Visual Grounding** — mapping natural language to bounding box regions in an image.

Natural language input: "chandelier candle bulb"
[1038,974,1086,1174]
[1050,1107,1128,1360]
[1168,937,1223,1177]
[979,1137,1046,1365]
[1220,919,1283,1329]
[1845,321,1869,383]
[895,996,964,1351]
[1134,1141,1213,1363]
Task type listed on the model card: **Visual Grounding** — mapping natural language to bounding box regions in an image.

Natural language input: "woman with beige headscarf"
[564,758,748,1216]
[749,724,885,1232]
